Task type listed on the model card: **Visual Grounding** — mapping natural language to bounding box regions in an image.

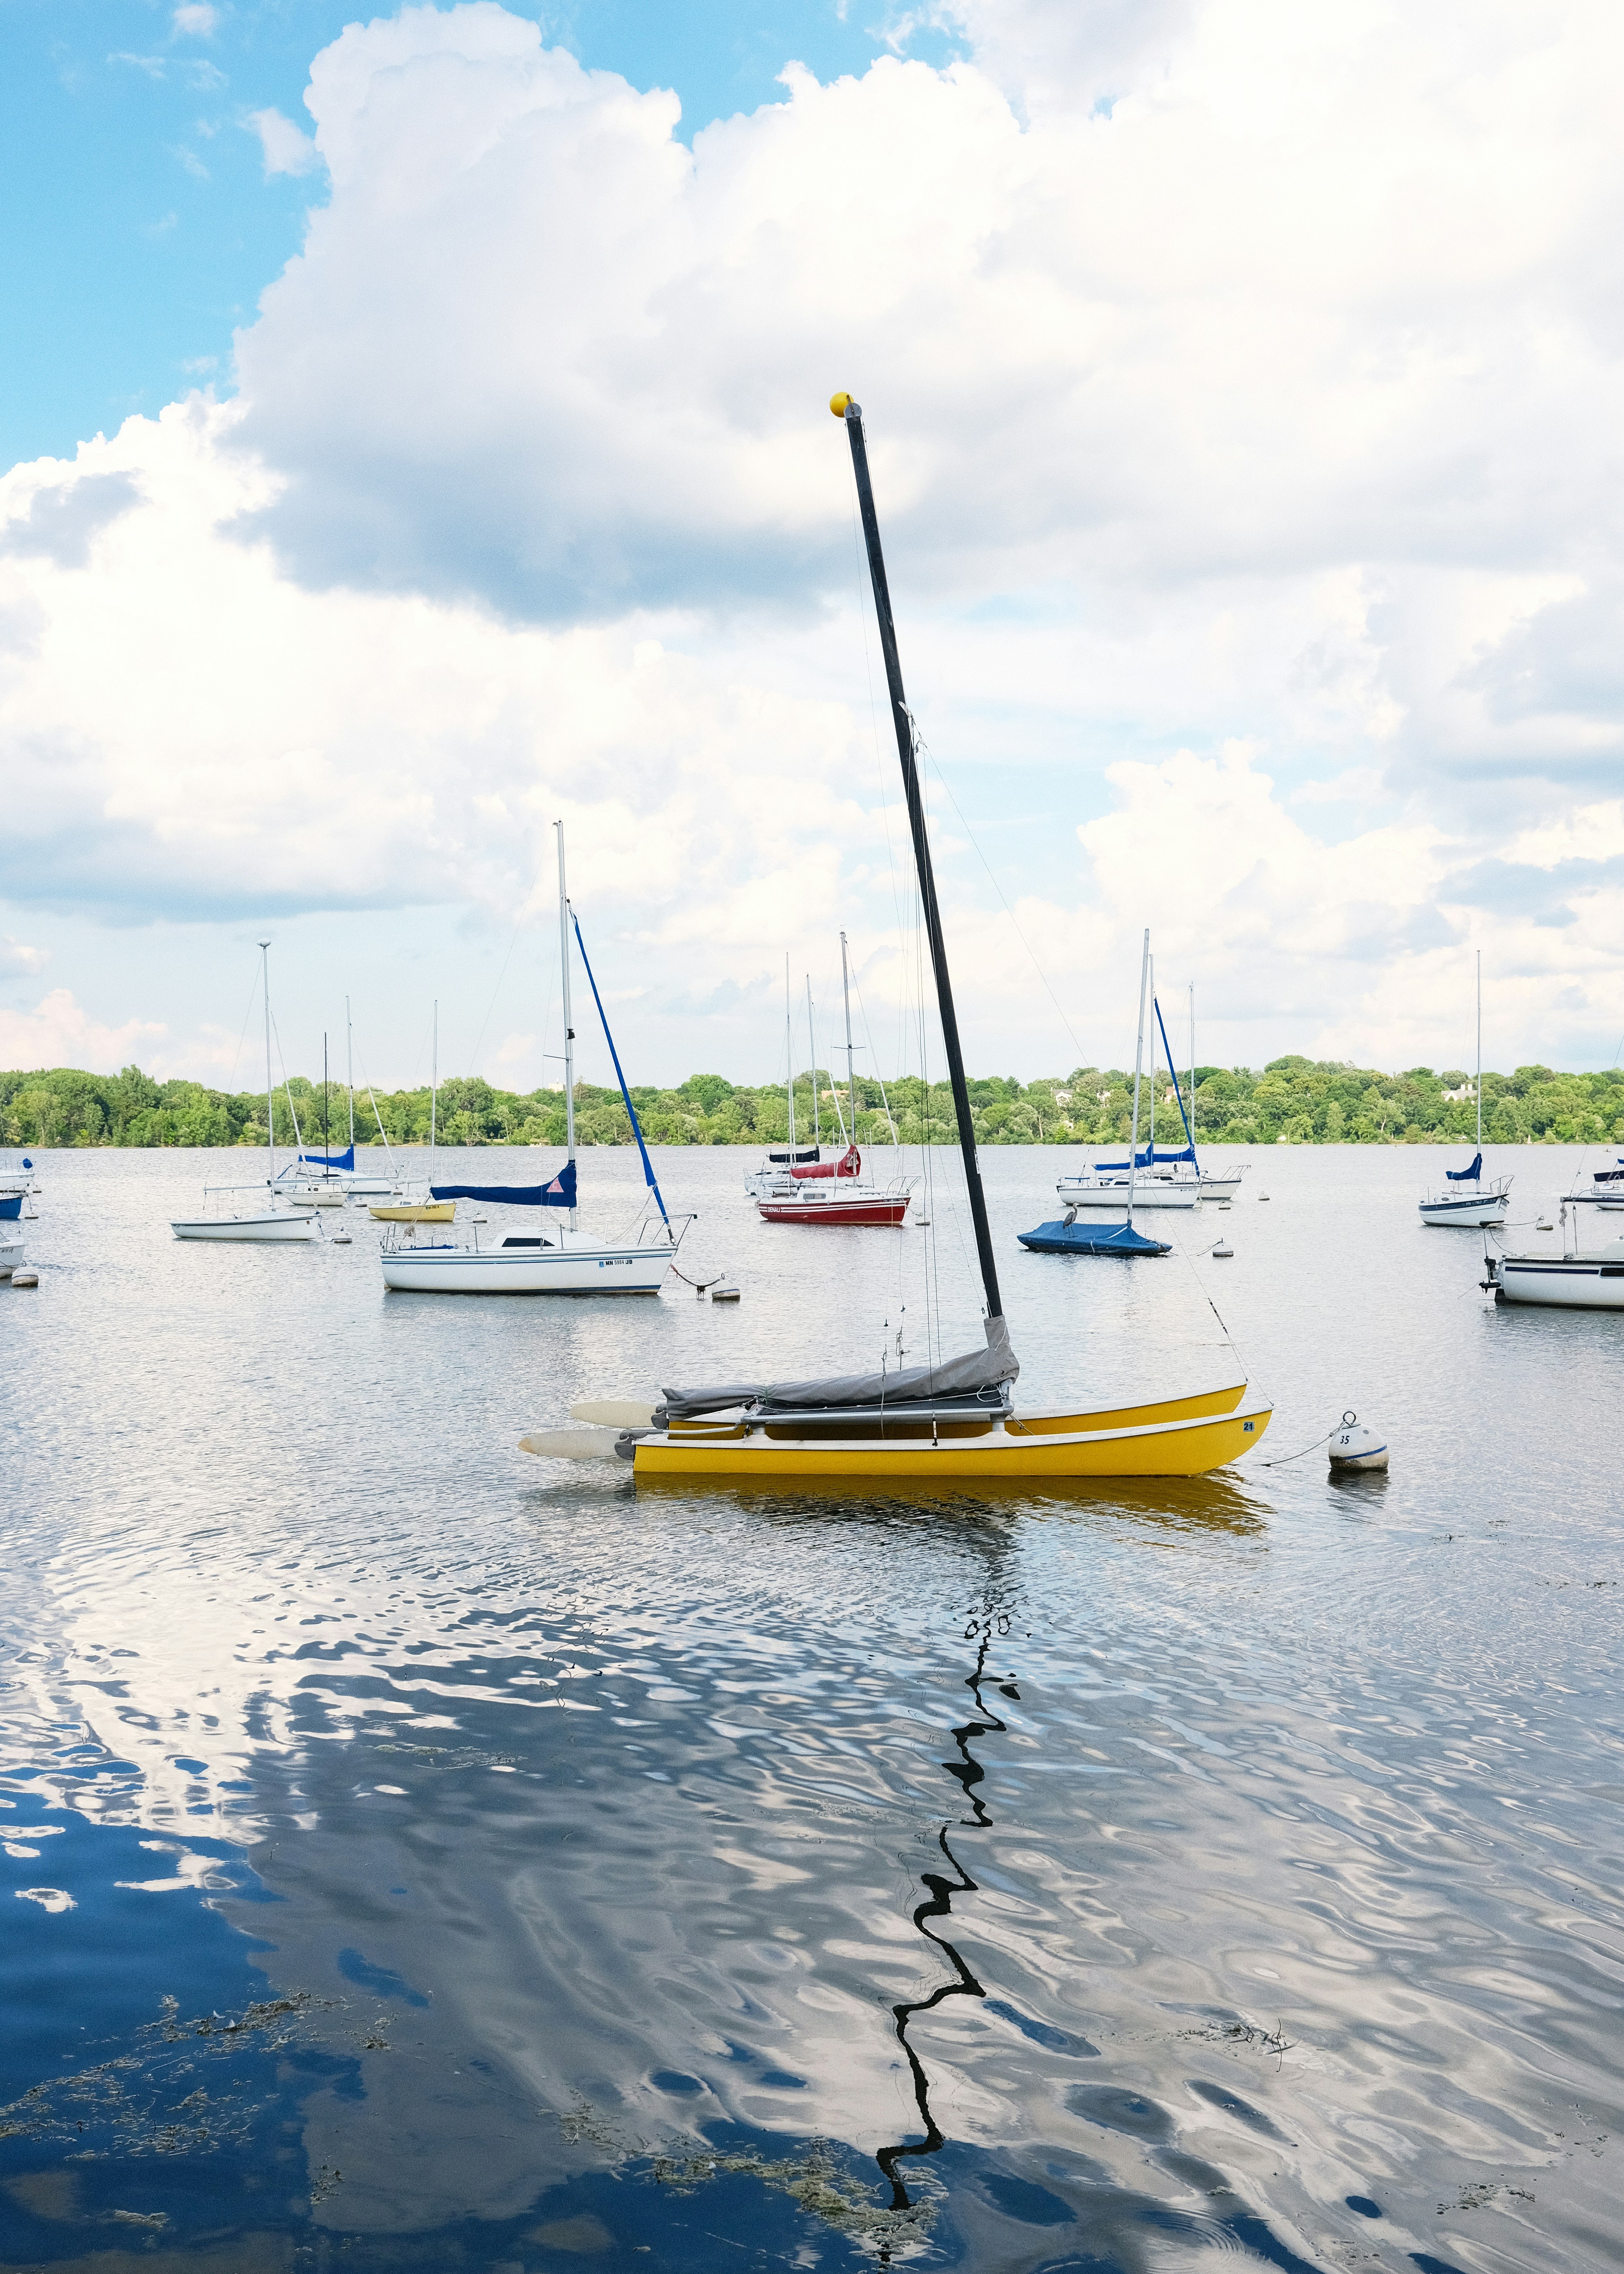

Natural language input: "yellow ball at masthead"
[829,392,852,416]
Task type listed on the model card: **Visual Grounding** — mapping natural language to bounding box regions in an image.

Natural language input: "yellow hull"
[369,1200,456,1223]
[633,1387,1271,1481]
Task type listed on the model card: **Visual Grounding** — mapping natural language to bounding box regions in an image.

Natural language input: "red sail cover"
[791,1145,861,1181]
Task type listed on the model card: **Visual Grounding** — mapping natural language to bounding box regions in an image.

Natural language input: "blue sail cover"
[1018,1218,1170,1256]
[0,1192,21,1221]
[1445,1151,1483,1182]
[298,1144,355,1171]
[430,1162,578,1208]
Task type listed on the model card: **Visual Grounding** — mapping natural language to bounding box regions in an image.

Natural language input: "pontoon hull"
[632,1384,1269,1479]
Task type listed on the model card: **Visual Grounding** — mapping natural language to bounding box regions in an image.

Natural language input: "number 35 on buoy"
[1329,1412,1388,1472]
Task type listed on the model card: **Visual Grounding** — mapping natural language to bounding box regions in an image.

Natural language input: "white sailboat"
[273,1000,398,1200]
[1020,929,1172,1256]
[1568,1159,1624,1215]
[1419,953,1511,1227]
[744,958,822,1198]
[379,825,688,1293]
[752,933,913,1226]
[1482,1208,1624,1309]
[171,943,318,1242]
[1055,952,1200,1211]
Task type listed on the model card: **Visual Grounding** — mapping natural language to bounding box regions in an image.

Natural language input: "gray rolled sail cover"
[658,1313,1018,1422]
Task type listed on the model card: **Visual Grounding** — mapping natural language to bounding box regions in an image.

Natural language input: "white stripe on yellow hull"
[632,1384,1270,1481]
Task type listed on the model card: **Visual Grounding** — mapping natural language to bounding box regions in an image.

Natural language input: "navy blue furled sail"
[572,914,670,1230]
[430,1162,577,1209]
[1094,1142,1195,1170]
[1445,1151,1483,1182]
[298,1144,355,1171]
[1152,995,1200,1164]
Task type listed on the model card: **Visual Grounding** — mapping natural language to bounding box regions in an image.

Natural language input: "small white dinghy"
[172,1200,317,1242]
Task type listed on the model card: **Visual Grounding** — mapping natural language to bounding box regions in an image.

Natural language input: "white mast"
[430,1001,438,1183]
[346,995,354,1151]
[840,931,858,1159]
[785,954,796,1154]
[1148,951,1156,1157]
[557,821,577,1229]
[1127,929,1149,1226]
[1476,948,1483,1155]
[806,977,820,1149]
[1188,982,1196,1157]
[260,939,273,1185]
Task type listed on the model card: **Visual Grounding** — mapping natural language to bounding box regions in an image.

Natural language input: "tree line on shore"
[3,1057,1622,1151]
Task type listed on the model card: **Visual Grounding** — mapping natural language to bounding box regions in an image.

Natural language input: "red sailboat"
[752,936,913,1228]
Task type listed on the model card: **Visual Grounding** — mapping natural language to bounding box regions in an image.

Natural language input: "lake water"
[2,1142,1620,2272]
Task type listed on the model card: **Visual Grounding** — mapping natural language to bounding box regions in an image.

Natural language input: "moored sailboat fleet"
[135,388,1619,1385]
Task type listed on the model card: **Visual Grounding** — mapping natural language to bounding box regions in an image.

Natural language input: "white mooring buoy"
[332,1231,353,1244]
[1329,1410,1388,1473]
[711,1283,741,1303]
[1211,1239,1233,1258]
[1536,1215,1554,1231]
[10,1268,39,1288]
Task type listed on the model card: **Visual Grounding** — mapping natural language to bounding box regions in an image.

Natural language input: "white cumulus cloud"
[7,0,1624,1076]
[246,107,323,179]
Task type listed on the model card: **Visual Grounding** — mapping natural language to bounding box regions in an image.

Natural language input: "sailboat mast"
[1476,948,1483,1153]
[1188,983,1196,1157]
[806,978,820,1147]
[840,931,858,1159]
[347,996,354,1149]
[261,940,273,1183]
[323,1032,329,1156]
[1148,955,1156,1156]
[785,955,796,1153]
[834,394,1003,1323]
[1127,930,1149,1225]
[557,821,578,1229]
[430,1001,438,1179]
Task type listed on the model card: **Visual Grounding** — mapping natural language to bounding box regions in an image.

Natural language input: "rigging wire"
[223,966,260,1100]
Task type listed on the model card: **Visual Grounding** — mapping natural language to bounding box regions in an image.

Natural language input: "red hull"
[756,1194,909,1227]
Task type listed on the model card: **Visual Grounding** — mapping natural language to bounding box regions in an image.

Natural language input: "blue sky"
[2,1,1622,1088]
[2,0,945,471]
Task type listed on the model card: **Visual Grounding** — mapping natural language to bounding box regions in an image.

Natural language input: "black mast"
[833,394,1003,1327]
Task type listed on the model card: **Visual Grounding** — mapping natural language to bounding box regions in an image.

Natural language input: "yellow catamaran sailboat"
[528,395,1272,1481]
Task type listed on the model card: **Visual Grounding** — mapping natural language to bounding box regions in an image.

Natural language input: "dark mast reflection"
[876,1611,1018,2214]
